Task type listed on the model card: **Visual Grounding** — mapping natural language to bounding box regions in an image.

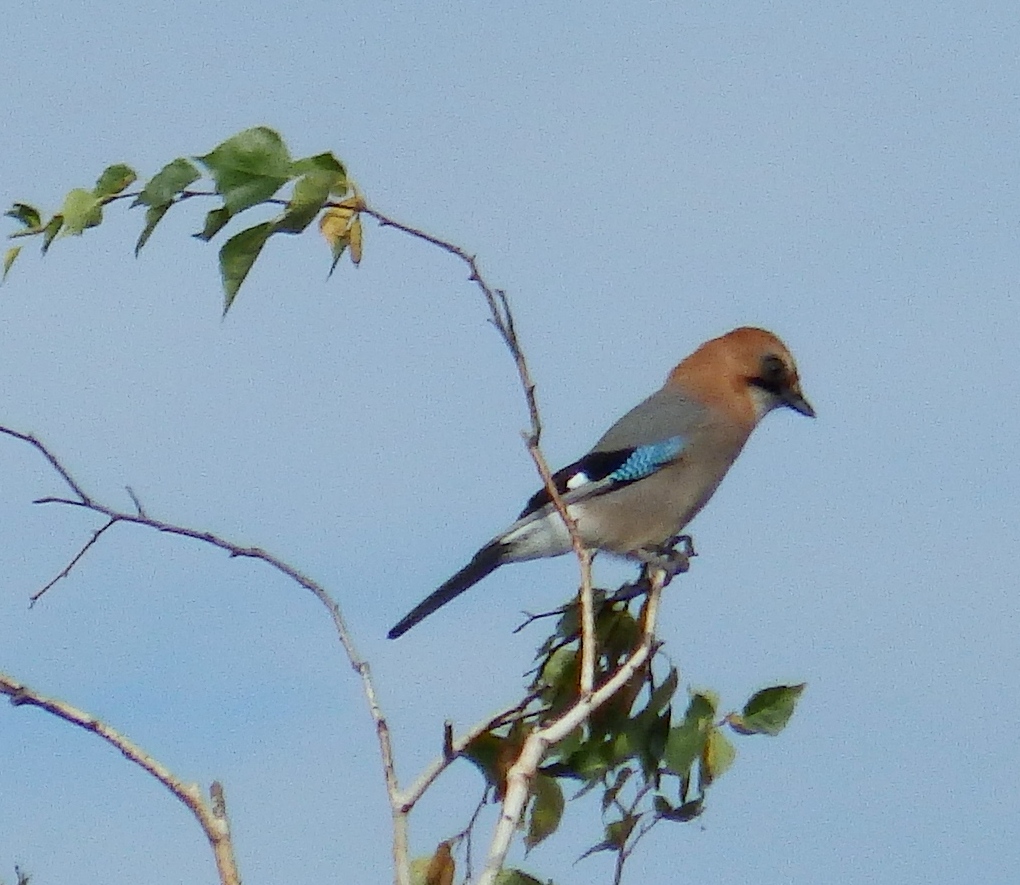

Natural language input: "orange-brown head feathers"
[667,327,814,427]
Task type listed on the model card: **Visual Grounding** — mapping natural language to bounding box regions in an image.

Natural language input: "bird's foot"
[633,534,696,587]
[666,533,696,560]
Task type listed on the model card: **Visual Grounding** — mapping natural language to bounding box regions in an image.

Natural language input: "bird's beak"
[781,385,816,418]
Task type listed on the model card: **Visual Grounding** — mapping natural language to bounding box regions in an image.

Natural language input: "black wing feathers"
[518,448,635,519]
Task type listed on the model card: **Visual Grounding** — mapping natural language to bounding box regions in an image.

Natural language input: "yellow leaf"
[702,727,736,785]
[3,246,22,282]
[426,841,455,885]
[335,194,364,210]
[348,217,363,265]
[318,206,354,248]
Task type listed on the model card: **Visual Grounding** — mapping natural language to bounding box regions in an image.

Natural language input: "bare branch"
[0,427,94,504]
[29,517,116,605]
[125,485,146,517]
[0,672,241,885]
[451,788,489,882]
[0,423,400,881]
[361,205,612,878]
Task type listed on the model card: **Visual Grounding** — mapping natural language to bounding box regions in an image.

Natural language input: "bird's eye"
[758,353,788,386]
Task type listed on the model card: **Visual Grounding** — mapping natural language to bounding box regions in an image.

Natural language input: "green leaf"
[689,690,718,718]
[525,775,564,849]
[494,871,546,885]
[553,738,610,782]
[701,727,736,785]
[93,164,137,199]
[135,203,172,255]
[596,605,640,660]
[610,706,664,774]
[60,188,102,235]
[275,170,340,235]
[291,151,347,182]
[660,797,704,823]
[5,203,42,230]
[536,645,579,712]
[197,126,293,215]
[133,159,204,254]
[3,246,22,281]
[195,207,232,242]
[136,158,201,207]
[645,666,679,717]
[604,814,638,849]
[735,684,805,736]
[41,215,64,253]
[462,731,503,791]
[664,720,705,778]
[663,692,716,777]
[598,700,637,753]
[219,222,273,312]
[548,725,585,766]
[642,708,671,776]
[578,814,639,861]
[601,766,633,812]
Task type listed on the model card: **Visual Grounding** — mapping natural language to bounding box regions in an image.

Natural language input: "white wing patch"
[565,471,590,490]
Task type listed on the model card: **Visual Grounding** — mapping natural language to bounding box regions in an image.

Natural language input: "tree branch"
[0,672,241,885]
[29,516,116,604]
[0,424,399,882]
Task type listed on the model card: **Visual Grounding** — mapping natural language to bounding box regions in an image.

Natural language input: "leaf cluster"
[463,593,805,870]
[4,127,363,312]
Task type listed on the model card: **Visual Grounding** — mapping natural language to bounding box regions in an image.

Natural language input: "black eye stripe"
[753,354,790,392]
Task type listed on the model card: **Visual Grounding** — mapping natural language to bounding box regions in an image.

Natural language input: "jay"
[388,327,813,639]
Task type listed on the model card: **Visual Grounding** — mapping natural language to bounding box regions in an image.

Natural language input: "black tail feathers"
[387,543,507,639]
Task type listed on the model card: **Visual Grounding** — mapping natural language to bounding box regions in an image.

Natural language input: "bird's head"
[670,326,815,425]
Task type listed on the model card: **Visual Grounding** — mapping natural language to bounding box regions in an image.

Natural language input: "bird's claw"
[634,534,696,587]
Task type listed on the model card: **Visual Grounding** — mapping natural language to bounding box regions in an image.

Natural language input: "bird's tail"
[387,542,507,639]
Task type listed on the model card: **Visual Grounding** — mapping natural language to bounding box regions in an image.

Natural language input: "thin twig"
[30,517,116,605]
[609,780,656,885]
[0,672,241,885]
[446,788,490,882]
[0,426,93,503]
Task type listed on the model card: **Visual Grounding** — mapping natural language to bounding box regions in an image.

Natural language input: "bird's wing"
[517,386,704,519]
[519,434,687,519]
[593,385,707,451]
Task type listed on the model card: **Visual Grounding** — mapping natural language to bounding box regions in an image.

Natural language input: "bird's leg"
[633,534,696,587]
[609,535,697,602]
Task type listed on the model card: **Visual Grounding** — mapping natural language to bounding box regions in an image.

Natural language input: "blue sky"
[2,1,1018,883]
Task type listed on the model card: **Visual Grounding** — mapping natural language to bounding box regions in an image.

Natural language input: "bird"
[388,326,814,639]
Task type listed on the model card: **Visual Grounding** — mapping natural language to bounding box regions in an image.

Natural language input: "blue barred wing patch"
[608,435,685,482]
